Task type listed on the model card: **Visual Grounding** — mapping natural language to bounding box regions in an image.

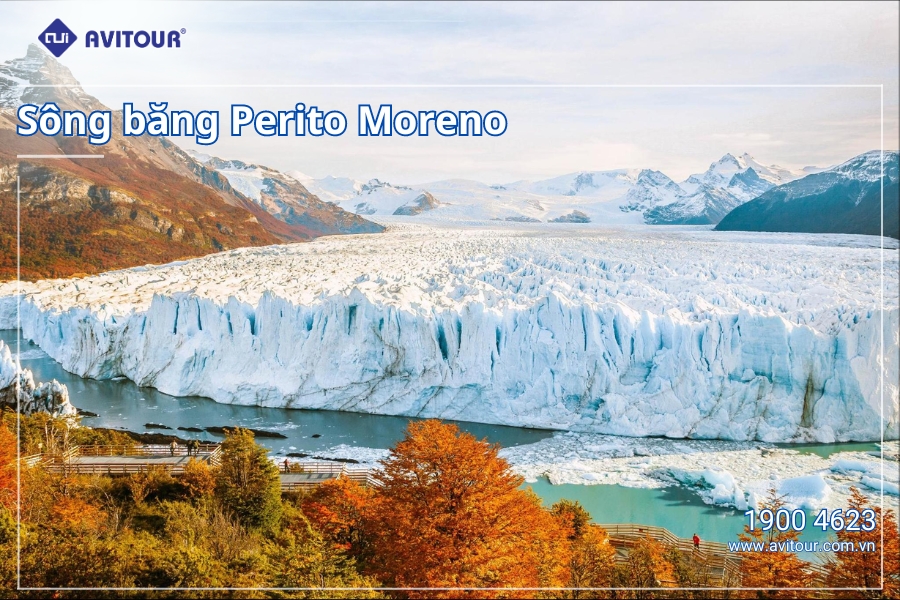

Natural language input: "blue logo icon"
[39,19,77,57]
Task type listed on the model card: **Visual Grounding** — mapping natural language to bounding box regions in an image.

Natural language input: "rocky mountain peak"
[0,44,100,110]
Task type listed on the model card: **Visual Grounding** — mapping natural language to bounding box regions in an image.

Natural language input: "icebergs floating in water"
[500,431,899,511]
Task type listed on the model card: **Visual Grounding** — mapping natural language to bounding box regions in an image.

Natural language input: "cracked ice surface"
[0,223,897,442]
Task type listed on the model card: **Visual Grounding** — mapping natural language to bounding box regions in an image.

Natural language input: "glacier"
[0,223,897,442]
[0,339,75,418]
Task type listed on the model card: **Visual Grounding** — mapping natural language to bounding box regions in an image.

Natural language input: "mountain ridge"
[299,153,815,224]
[716,150,900,238]
[0,45,381,280]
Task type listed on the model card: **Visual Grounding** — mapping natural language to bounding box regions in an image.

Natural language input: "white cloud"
[0,1,897,182]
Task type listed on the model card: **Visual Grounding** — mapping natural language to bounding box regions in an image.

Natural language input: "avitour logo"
[38,18,77,57]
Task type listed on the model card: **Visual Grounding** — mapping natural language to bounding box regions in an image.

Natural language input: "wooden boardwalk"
[278,461,379,491]
[599,523,742,587]
[31,444,222,475]
[26,445,380,490]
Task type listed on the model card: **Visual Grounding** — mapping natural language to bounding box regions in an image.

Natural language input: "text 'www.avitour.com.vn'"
[728,541,877,553]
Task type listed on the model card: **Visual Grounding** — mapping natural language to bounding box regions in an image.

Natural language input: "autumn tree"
[180,456,216,499]
[214,427,283,532]
[737,488,812,598]
[547,499,618,597]
[564,524,618,598]
[0,421,15,511]
[825,487,900,599]
[1,415,387,595]
[367,419,569,597]
[613,534,677,599]
[663,544,720,597]
[269,505,383,597]
[0,422,14,599]
[0,508,14,599]
[126,464,175,505]
[522,491,573,596]
[552,499,593,541]
[301,473,375,557]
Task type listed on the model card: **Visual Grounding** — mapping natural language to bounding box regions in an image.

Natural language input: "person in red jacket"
[692,533,701,551]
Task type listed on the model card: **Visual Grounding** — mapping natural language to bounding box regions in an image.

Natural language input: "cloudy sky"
[1,1,898,183]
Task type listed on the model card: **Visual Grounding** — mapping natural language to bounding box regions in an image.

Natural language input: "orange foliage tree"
[565,524,618,597]
[301,474,375,556]
[179,456,216,500]
[0,422,16,511]
[49,496,106,532]
[614,534,676,596]
[825,487,900,599]
[365,420,570,597]
[737,488,812,598]
[550,499,617,596]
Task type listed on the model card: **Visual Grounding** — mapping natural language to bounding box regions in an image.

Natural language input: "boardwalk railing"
[77,444,220,457]
[598,523,742,586]
[30,446,375,485]
[279,461,380,491]
[20,454,45,468]
[207,446,222,467]
[37,444,222,475]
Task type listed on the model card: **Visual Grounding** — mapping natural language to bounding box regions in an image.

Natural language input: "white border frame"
[12,80,889,594]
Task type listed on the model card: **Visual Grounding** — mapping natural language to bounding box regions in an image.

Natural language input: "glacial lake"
[1,328,873,553]
[1,330,552,454]
[527,479,832,560]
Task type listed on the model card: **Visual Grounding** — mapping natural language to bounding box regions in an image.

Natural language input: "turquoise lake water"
[525,478,832,560]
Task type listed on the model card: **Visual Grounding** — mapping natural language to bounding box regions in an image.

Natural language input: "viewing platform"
[23,445,380,490]
[278,461,379,491]
[599,523,742,586]
[25,443,222,475]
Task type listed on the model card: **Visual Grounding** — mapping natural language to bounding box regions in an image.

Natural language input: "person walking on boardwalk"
[693,533,701,552]
[170,440,178,456]
[188,439,199,456]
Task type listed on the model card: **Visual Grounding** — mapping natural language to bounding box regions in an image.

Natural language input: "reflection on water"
[775,441,881,458]
[1,330,552,456]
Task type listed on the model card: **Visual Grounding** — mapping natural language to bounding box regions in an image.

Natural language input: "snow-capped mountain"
[0,43,101,111]
[393,191,441,216]
[300,153,814,225]
[298,174,431,216]
[507,169,641,199]
[716,150,900,238]
[639,153,811,224]
[190,153,383,235]
[734,152,822,185]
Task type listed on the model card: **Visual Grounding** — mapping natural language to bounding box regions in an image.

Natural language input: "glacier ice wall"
[1,225,897,442]
[0,340,76,417]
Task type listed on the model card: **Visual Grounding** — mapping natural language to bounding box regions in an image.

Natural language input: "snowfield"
[1,222,897,442]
